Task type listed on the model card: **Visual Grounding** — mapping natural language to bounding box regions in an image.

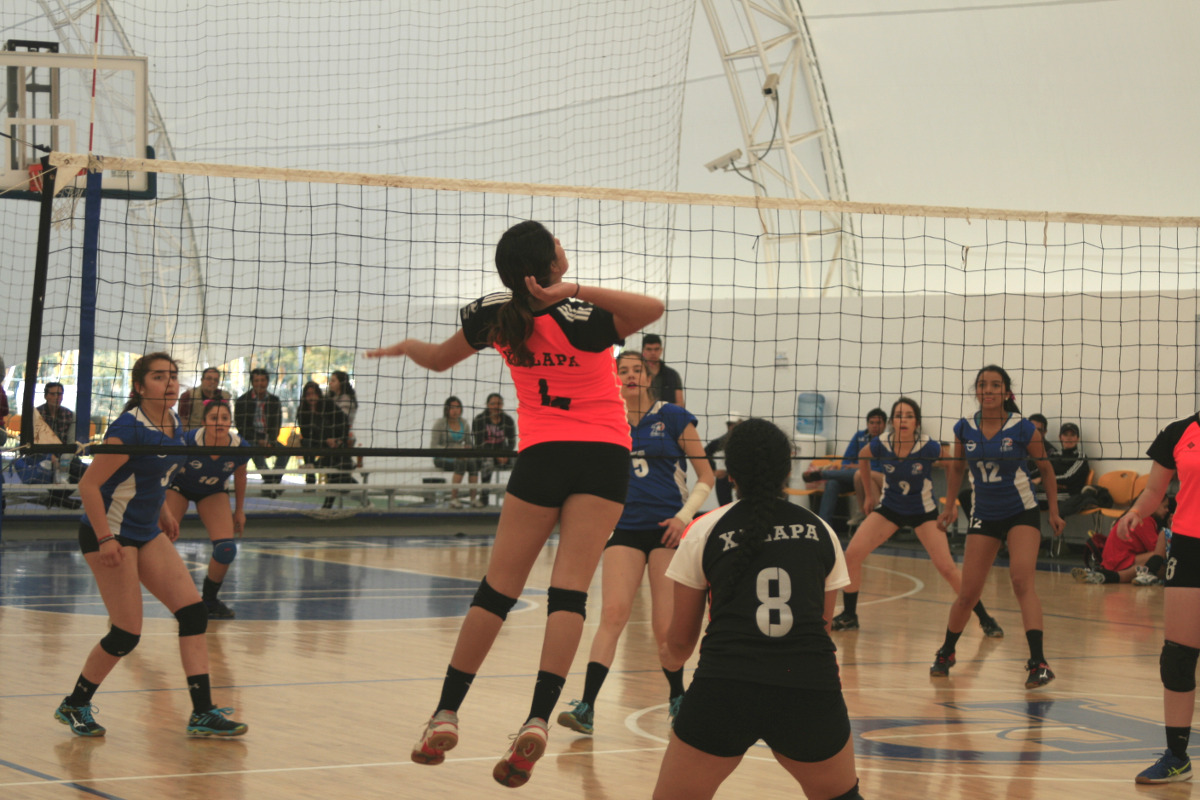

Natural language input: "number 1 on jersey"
[538,379,571,410]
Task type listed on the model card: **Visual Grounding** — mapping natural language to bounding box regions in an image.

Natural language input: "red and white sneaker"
[493,718,549,788]
[412,710,459,765]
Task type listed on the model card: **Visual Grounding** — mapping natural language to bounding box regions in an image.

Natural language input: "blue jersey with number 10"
[171,427,252,497]
[954,413,1039,520]
[870,434,940,516]
[617,402,697,530]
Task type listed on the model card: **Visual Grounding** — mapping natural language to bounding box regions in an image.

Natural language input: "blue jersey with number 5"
[618,402,696,530]
[171,427,252,498]
[954,413,1039,520]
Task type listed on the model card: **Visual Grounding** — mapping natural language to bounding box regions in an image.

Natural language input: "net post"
[19,154,57,447]
[76,167,103,444]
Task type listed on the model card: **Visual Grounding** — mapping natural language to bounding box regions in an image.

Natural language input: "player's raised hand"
[525,276,578,304]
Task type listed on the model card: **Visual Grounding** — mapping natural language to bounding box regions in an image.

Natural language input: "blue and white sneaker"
[556,699,594,735]
[1136,751,1192,784]
[187,707,247,737]
[55,699,105,737]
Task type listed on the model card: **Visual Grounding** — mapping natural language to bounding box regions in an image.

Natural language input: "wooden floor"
[0,527,1189,799]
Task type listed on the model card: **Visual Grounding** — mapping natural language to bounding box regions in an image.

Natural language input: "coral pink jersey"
[461,292,630,451]
[1147,414,1200,539]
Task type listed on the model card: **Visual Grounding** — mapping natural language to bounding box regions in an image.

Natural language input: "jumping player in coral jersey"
[366,220,663,788]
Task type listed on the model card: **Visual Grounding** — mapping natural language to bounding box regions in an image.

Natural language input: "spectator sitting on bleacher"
[801,407,887,528]
[432,395,484,509]
[296,381,352,510]
[178,367,231,432]
[472,393,516,507]
[234,368,284,497]
[1049,422,1108,517]
[37,381,85,509]
[1073,493,1172,584]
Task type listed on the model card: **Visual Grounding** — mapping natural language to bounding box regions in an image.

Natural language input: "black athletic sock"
[436,666,475,714]
[662,667,685,699]
[1099,568,1120,583]
[940,629,962,654]
[528,670,566,723]
[972,600,990,620]
[581,661,609,707]
[842,591,859,616]
[1167,726,1192,760]
[66,674,100,707]
[1146,555,1165,575]
[1025,629,1046,664]
[186,673,213,713]
[202,576,221,601]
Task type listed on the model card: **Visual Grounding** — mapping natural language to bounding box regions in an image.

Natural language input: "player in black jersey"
[653,418,863,800]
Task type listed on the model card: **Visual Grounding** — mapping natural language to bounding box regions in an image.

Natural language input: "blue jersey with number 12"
[954,413,1039,520]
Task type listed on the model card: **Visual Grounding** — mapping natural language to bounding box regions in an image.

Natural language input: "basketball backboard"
[2,48,149,199]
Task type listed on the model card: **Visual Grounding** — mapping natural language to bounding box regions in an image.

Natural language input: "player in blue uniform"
[932,365,1063,688]
[164,398,252,619]
[654,418,864,800]
[831,397,1002,636]
[54,353,246,738]
[557,350,713,735]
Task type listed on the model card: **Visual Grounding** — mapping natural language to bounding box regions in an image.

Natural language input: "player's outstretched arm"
[364,330,476,372]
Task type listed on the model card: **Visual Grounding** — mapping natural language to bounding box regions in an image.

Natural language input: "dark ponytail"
[712,418,792,611]
[122,352,178,412]
[489,220,558,367]
[975,364,1020,413]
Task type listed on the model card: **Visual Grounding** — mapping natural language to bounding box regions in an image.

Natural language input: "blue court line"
[0,756,128,799]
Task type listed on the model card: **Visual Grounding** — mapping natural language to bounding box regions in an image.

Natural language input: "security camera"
[704,149,743,172]
[762,73,780,97]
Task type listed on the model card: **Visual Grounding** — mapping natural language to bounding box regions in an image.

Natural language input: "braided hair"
[712,418,792,611]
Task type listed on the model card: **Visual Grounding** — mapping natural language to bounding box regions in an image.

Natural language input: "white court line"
[0,746,665,789]
[856,564,926,607]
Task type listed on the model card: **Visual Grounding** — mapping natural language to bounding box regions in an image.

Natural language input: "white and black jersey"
[666,498,850,689]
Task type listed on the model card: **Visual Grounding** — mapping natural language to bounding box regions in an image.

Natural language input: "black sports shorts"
[168,484,226,505]
[1165,533,1200,588]
[78,523,153,554]
[875,505,939,529]
[968,508,1041,541]
[605,528,669,559]
[672,676,850,762]
[505,442,630,508]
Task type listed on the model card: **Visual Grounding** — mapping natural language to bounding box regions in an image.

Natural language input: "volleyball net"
[8,152,1200,475]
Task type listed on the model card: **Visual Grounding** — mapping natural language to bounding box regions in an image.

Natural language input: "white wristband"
[674,482,712,524]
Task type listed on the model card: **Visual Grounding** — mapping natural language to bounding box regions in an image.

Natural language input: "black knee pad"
[546,586,588,619]
[212,538,238,565]
[175,602,209,637]
[1161,640,1199,692]
[99,624,140,657]
[470,577,518,621]
[829,780,863,800]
